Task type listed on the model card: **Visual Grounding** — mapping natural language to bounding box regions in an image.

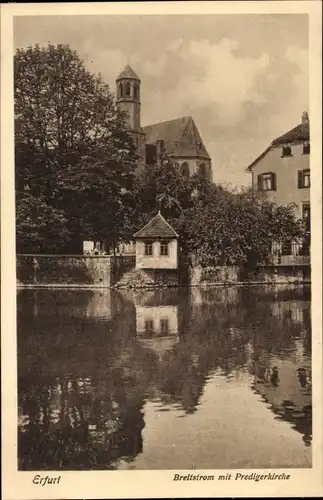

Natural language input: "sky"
[14,14,309,188]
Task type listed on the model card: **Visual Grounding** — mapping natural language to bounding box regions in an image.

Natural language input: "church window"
[125,82,131,97]
[198,163,206,178]
[145,144,157,165]
[133,83,139,100]
[181,162,190,177]
[118,83,123,98]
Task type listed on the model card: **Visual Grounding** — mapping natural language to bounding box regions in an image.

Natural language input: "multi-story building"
[246,112,310,223]
[116,65,212,181]
[246,112,310,269]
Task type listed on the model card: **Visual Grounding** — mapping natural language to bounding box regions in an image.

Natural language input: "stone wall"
[17,254,136,288]
[189,263,310,286]
[17,254,310,288]
[189,265,240,286]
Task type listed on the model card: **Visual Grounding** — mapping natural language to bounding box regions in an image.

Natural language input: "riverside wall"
[16,254,136,288]
[16,254,310,288]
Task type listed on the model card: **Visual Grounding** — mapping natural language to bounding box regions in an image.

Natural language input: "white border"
[1,2,322,498]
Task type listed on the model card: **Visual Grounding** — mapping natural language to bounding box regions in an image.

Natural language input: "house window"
[282,144,292,157]
[145,320,154,332]
[160,318,169,334]
[303,141,310,155]
[144,241,153,256]
[257,172,277,191]
[281,241,292,256]
[160,241,169,256]
[298,169,310,188]
[302,203,311,233]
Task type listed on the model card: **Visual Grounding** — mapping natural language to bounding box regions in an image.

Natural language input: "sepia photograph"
[1,2,322,499]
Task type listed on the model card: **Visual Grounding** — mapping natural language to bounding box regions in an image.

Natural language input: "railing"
[261,254,310,266]
[259,240,310,266]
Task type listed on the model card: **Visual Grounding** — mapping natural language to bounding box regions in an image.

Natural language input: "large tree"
[15,43,138,252]
[182,188,303,267]
[132,154,213,232]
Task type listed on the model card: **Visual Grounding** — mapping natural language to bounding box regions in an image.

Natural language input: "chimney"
[302,111,309,124]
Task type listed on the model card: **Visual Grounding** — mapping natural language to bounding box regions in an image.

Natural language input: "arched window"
[133,83,139,100]
[199,163,206,178]
[181,162,190,177]
[125,82,131,97]
[118,83,123,98]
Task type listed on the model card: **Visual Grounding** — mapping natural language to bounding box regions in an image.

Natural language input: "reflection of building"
[134,212,179,270]
[252,358,312,446]
[134,292,179,356]
[136,305,179,335]
[270,300,310,325]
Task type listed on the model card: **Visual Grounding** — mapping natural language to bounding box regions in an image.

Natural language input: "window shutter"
[297,170,303,188]
[271,173,277,191]
[257,174,262,191]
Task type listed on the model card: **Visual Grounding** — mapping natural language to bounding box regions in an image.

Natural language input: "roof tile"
[133,213,178,239]
[142,116,210,159]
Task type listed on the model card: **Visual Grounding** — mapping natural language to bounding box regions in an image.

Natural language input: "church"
[116,65,212,181]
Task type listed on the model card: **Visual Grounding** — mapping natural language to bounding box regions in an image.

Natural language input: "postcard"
[1,1,322,498]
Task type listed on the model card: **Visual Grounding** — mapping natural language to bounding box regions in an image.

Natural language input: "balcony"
[259,241,310,267]
[260,255,310,267]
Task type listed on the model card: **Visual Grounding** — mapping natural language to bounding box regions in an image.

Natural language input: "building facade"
[246,112,310,222]
[133,212,179,270]
[116,65,212,181]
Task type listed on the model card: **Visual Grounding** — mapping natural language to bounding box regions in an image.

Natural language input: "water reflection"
[17,285,311,470]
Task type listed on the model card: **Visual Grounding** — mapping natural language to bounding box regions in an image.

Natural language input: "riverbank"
[16,254,311,289]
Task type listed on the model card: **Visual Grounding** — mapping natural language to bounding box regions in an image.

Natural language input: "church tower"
[116,64,141,131]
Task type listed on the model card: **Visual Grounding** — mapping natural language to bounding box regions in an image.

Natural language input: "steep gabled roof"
[142,116,211,160]
[116,64,141,82]
[246,116,310,172]
[133,212,179,239]
[271,120,309,146]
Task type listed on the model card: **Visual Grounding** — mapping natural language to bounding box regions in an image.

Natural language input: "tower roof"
[142,116,210,160]
[116,64,140,82]
[133,212,179,239]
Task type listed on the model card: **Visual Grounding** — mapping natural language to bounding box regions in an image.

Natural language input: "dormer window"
[303,141,310,155]
[282,144,292,157]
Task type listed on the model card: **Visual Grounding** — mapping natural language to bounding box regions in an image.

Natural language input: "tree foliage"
[15,43,137,252]
[183,189,303,266]
[16,193,71,253]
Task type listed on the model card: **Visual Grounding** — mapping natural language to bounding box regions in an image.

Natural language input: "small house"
[133,212,179,270]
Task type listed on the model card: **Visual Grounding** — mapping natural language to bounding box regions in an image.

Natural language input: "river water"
[17,285,312,470]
